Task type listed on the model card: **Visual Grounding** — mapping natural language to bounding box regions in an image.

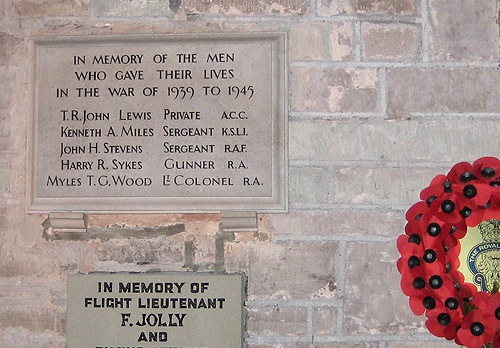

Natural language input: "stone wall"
[0,0,499,347]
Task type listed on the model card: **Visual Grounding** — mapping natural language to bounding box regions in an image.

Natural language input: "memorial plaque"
[28,33,287,213]
[67,273,245,348]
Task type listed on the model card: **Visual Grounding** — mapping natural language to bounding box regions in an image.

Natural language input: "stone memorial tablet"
[28,33,287,213]
[67,273,245,348]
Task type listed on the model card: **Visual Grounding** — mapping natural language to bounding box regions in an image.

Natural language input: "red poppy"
[418,215,451,249]
[457,309,496,348]
[470,291,491,311]
[454,182,491,208]
[420,174,449,201]
[447,162,475,184]
[472,157,500,183]
[408,289,441,315]
[485,293,500,326]
[425,307,463,340]
[428,195,466,225]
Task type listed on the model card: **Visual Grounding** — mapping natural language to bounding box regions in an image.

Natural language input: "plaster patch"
[327,86,345,112]
[330,25,353,60]
[349,69,378,89]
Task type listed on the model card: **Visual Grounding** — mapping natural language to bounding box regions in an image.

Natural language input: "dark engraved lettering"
[61,127,102,137]
[103,143,143,154]
[92,54,144,65]
[120,126,154,137]
[206,52,235,63]
[119,110,152,121]
[164,159,215,170]
[46,175,82,187]
[164,108,200,120]
[163,143,215,153]
[162,126,214,137]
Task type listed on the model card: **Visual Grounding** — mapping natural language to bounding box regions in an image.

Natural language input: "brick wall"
[0,0,499,347]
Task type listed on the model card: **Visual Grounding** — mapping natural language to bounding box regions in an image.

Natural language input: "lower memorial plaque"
[67,273,245,348]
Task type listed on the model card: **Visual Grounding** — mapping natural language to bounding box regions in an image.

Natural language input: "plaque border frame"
[67,272,247,348]
[27,32,288,213]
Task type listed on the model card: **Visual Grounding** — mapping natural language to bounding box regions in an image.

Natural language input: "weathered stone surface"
[225,240,338,299]
[387,342,456,348]
[0,111,9,153]
[0,155,25,203]
[334,167,437,207]
[429,0,499,62]
[93,235,185,264]
[0,328,65,348]
[317,0,419,16]
[261,209,404,238]
[291,67,379,112]
[0,66,16,108]
[247,305,308,336]
[93,0,172,17]
[290,166,331,205]
[387,68,500,116]
[12,0,90,17]
[313,306,337,335]
[290,119,500,163]
[311,344,379,348]
[0,32,21,65]
[182,0,309,15]
[249,344,379,348]
[344,242,425,335]
[0,307,63,332]
[289,22,354,61]
[351,0,418,14]
[361,22,419,61]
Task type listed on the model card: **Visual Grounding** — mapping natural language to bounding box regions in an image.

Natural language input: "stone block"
[429,0,499,62]
[387,342,456,348]
[290,166,331,205]
[93,0,172,17]
[312,344,379,348]
[247,304,308,336]
[0,32,21,65]
[12,0,89,17]
[261,209,404,238]
[93,235,185,265]
[225,240,339,299]
[0,66,15,107]
[313,306,337,335]
[289,22,354,61]
[290,118,500,164]
[0,206,60,277]
[387,68,500,116]
[0,109,9,152]
[333,167,437,207]
[317,0,419,16]
[0,155,21,203]
[0,307,63,332]
[182,0,309,15]
[344,242,426,335]
[291,67,379,112]
[0,328,65,348]
[361,22,419,61]
[248,344,378,348]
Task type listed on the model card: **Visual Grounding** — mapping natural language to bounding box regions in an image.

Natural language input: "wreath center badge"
[397,157,500,348]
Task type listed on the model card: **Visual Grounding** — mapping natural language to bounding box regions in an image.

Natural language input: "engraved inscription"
[29,34,287,212]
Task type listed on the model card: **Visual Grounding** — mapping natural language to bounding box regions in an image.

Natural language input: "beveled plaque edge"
[26,32,288,214]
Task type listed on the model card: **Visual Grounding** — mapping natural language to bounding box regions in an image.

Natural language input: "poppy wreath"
[397,157,500,348]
